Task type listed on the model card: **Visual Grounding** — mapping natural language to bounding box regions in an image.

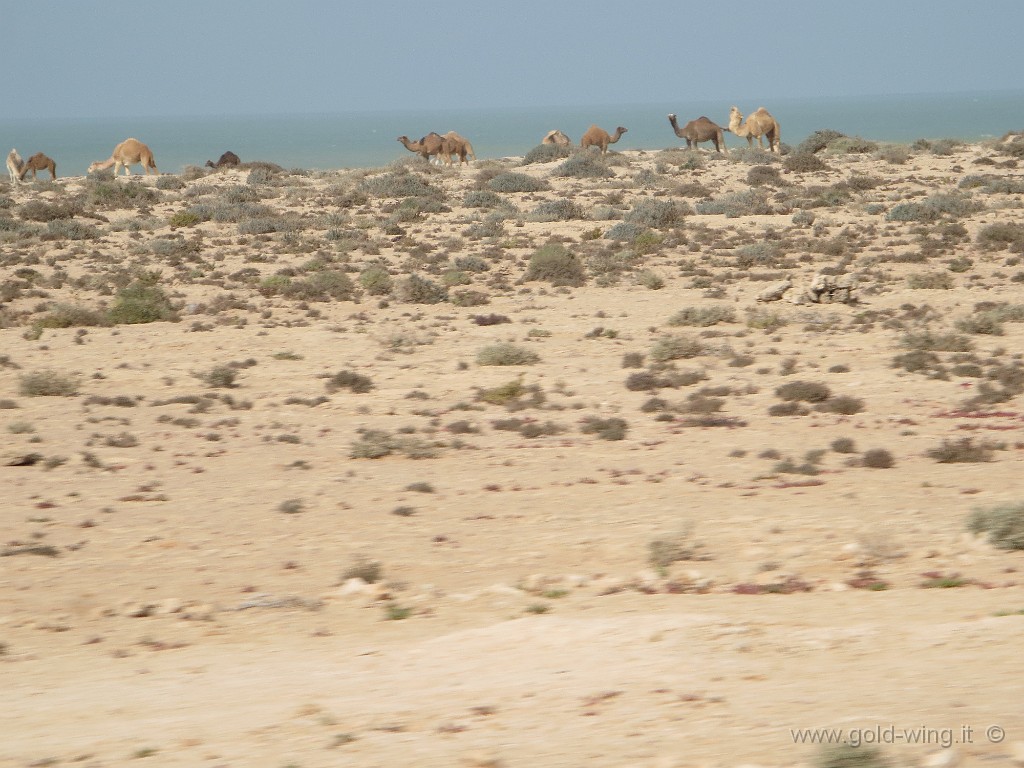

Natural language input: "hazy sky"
[5,0,1022,119]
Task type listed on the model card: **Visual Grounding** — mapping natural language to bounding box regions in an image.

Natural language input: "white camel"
[7,148,23,183]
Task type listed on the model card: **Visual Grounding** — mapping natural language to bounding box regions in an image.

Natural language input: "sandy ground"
[2,136,1024,768]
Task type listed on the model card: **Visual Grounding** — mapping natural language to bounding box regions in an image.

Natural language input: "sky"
[3,0,1023,120]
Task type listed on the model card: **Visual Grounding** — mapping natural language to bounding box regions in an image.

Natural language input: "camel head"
[728,106,743,131]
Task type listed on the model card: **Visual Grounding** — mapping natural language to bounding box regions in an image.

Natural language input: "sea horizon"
[3,89,1022,177]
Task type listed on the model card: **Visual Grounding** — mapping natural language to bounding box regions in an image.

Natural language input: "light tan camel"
[206,151,240,168]
[7,148,23,183]
[542,130,571,146]
[580,125,628,154]
[18,152,57,181]
[728,106,781,152]
[442,131,476,165]
[397,133,453,166]
[88,138,159,176]
[667,114,728,154]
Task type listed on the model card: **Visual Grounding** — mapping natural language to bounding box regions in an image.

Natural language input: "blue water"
[3,91,1022,177]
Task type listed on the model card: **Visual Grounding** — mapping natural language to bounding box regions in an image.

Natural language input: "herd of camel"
[4,106,780,182]
[398,106,781,166]
[5,139,238,184]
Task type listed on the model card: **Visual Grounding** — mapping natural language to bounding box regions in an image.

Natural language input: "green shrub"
[84,179,159,209]
[396,273,447,304]
[155,175,185,190]
[886,192,982,222]
[926,437,996,463]
[668,305,736,327]
[19,370,79,397]
[604,221,647,242]
[326,370,374,394]
[108,280,178,325]
[900,330,973,353]
[734,242,784,268]
[875,144,911,164]
[169,211,202,227]
[624,198,686,228]
[650,334,702,362]
[199,365,238,388]
[695,189,772,217]
[815,743,889,768]
[977,222,1024,250]
[795,129,845,155]
[826,136,879,154]
[359,263,393,295]
[552,153,614,179]
[523,243,586,287]
[18,200,81,222]
[462,190,505,208]
[968,502,1024,550]
[784,153,830,172]
[906,272,954,290]
[580,416,628,441]
[521,144,573,165]
[486,172,549,193]
[529,199,585,222]
[861,448,895,468]
[747,165,784,186]
[831,437,857,453]
[361,169,445,200]
[34,303,109,329]
[476,343,540,366]
[815,395,865,414]
[776,381,831,403]
[237,214,299,235]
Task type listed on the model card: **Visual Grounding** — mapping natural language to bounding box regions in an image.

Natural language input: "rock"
[803,272,858,304]
[337,577,372,597]
[757,278,792,302]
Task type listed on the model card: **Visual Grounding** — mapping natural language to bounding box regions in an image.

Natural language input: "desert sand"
[1,134,1023,768]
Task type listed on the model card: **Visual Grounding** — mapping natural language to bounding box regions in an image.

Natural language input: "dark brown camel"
[667,114,728,154]
[206,151,241,168]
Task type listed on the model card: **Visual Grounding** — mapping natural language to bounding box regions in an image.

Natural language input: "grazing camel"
[7,148,23,183]
[542,130,571,146]
[728,106,781,152]
[206,150,241,168]
[580,125,628,154]
[88,138,159,176]
[397,133,453,166]
[667,114,728,154]
[441,131,476,165]
[18,152,57,181]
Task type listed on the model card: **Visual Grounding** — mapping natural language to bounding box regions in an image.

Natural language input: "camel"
[397,133,454,166]
[206,151,241,168]
[87,138,159,176]
[18,152,57,181]
[728,106,781,152]
[580,125,627,154]
[667,114,728,154]
[441,131,476,165]
[542,130,571,147]
[7,148,22,183]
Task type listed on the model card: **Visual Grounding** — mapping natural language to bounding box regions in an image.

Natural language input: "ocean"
[2,90,1022,177]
